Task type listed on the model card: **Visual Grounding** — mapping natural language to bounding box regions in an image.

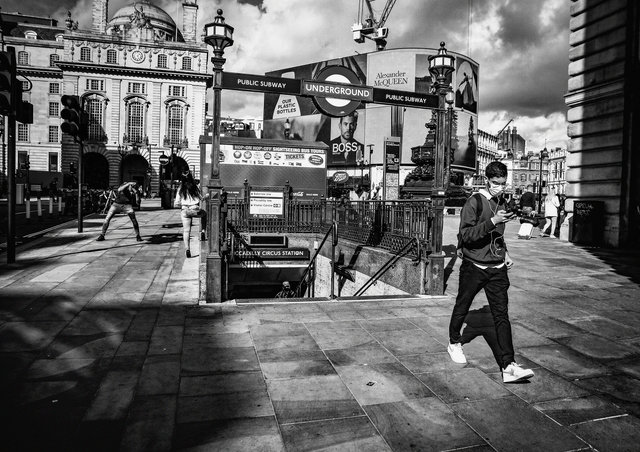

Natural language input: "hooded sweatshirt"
[458,189,508,266]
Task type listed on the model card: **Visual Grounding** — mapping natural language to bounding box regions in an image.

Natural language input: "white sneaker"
[502,362,534,383]
[447,343,467,364]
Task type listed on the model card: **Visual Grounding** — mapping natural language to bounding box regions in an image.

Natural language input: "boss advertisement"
[262,49,478,172]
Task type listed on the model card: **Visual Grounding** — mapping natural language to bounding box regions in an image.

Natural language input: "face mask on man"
[487,184,504,197]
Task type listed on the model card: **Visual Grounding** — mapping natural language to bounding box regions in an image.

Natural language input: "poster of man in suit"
[329,111,364,166]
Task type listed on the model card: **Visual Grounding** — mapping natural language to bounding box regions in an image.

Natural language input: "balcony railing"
[225,198,434,258]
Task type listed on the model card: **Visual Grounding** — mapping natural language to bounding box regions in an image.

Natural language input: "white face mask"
[487,184,504,197]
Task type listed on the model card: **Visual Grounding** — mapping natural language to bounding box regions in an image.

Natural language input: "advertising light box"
[200,136,328,200]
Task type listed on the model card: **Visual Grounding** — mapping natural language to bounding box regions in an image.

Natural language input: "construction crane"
[352,0,398,51]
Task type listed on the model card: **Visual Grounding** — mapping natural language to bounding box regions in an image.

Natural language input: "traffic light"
[69,162,76,174]
[60,95,86,140]
[0,50,17,116]
[25,155,30,170]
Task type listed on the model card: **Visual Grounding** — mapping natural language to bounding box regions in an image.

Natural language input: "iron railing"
[225,198,434,258]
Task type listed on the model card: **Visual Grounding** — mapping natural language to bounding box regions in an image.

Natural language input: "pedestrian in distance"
[48,177,59,203]
[541,189,560,238]
[175,172,207,258]
[447,161,534,383]
[96,181,142,242]
[275,281,296,298]
[519,184,536,216]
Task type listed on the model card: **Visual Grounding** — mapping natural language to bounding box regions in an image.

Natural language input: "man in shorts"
[96,181,142,242]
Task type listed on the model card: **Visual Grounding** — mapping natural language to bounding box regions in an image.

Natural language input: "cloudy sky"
[4,0,570,151]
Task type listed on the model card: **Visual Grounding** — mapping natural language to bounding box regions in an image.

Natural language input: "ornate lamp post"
[203,10,234,303]
[537,147,549,211]
[427,42,455,259]
[204,9,234,189]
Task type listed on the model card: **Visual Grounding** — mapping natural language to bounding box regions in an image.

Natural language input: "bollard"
[49,197,54,214]
[58,197,63,213]
[37,197,43,217]
[26,198,31,219]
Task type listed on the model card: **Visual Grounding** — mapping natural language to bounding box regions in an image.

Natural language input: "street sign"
[305,65,369,117]
[372,88,439,109]
[221,72,300,95]
[159,154,170,165]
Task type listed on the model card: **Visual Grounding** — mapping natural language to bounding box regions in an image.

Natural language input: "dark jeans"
[460,306,503,371]
[449,259,514,368]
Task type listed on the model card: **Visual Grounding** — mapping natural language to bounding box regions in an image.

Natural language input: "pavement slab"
[2,203,640,451]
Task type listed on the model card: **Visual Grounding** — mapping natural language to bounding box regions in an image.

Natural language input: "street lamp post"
[204,9,234,303]
[428,42,455,257]
[537,147,549,211]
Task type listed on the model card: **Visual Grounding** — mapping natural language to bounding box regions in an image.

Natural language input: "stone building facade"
[1,0,209,194]
[566,0,640,247]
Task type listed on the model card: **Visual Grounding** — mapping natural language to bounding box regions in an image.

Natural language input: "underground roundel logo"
[311,66,364,117]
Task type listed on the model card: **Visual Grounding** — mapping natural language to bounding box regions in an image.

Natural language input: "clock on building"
[131,50,145,63]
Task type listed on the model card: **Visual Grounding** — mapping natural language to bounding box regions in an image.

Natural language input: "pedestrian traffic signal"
[0,50,17,116]
[60,95,86,140]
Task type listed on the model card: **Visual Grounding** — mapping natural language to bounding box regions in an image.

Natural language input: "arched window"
[80,47,91,62]
[127,102,145,144]
[181,56,191,70]
[17,51,29,65]
[49,54,60,67]
[106,49,117,64]
[25,31,37,40]
[157,54,167,68]
[167,104,184,145]
[86,97,105,142]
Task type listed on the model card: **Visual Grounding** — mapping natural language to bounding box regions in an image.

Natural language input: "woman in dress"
[541,189,560,238]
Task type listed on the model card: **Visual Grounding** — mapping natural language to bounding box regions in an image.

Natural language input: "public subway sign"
[221,72,301,95]
[372,88,439,109]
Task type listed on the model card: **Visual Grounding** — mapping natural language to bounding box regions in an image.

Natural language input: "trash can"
[16,183,25,205]
[570,200,604,246]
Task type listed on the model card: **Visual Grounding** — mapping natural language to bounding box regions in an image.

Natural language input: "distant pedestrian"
[447,161,534,383]
[175,172,207,258]
[275,281,295,298]
[96,181,142,242]
[519,184,536,215]
[541,189,560,238]
[48,177,59,203]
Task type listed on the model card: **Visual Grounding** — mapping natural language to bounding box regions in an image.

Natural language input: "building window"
[18,151,27,169]
[21,80,29,92]
[169,85,185,97]
[49,83,60,94]
[167,104,184,145]
[49,102,59,117]
[48,126,59,143]
[181,57,191,70]
[86,98,104,141]
[86,79,105,91]
[25,31,37,39]
[157,54,167,68]
[49,54,60,67]
[128,82,145,94]
[17,123,29,142]
[17,51,29,65]
[55,34,64,42]
[80,47,91,62]
[106,49,117,64]
[49,152,58,171]
[127,102,145,143]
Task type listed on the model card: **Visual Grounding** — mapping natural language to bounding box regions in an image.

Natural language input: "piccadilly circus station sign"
[221,65,437,117]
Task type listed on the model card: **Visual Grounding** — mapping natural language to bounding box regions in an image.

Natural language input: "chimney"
[182,1,198,42]
[92,0,108,34]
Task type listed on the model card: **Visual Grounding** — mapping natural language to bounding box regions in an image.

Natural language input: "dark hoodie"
[458,190,508,265]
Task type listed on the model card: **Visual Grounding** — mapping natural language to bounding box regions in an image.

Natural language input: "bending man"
[97,181,142,242]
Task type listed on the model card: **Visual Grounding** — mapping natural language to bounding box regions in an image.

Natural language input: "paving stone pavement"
[1,200,639,451]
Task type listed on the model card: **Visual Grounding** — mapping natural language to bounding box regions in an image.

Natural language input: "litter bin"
[16,183,25,205]
[570,200,604,246]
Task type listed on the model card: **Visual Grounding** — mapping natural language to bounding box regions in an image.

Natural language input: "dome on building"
[107,0,184,42]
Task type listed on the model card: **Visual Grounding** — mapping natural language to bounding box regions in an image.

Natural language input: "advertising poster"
[453,111,478,171]
[215,141,327,199]
[328,108,366,167]
[367,49,417,93]
[455,57,479,114]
